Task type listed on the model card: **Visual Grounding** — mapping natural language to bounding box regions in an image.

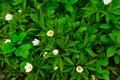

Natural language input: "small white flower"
[5,14,13,21]
[76,65,83,73]
[91,75,95,80]
[43,52,48,57]
[54,66,58,70]
[5,39,11,44]
[53,49,59,55]
[24,63,33,72]
[103,0,112,5]
[47,30,54,37]
[18,9,21,12]
[32,38,40,46]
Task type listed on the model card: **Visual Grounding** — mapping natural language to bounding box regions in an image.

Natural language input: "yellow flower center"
[78,66,82,71]
[28,66,32,70]
[49,31,53,35]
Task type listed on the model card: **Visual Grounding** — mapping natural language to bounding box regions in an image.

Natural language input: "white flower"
[24,63,33,72]
[103,0,112,5]
[18,9,21,12]
[47,30,54,37]
[4,39,11,44]
[53,49,59,55]
[5,14,13,21]
[32,38,40,46]
[43,52,48,57]
[76,66,83,73]
[54,66,58,70]
[91,75,95,80]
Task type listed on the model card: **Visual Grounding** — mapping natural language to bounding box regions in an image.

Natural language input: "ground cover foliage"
[0,0,120,80]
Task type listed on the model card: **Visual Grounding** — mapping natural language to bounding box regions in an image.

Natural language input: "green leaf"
[11,77,16,80]
[46,10,55,18]
[15,48,29,58]
[105,14,110,23]
[20,61,26,72]
[68,0,78,4]
[82,7,97,18]
[116,49,120,55]
[85,59,96,65]
[63,67,73,72]
[96,12,100,22]
[86,66,96,71]
[70,72,77,80]
[39,12,47,31]
[96,64,102,73]
[39,70,45,78]
[15,44,31,58]
[117,35,120,45]
[98,59,109,66]
[100,24,111,29]
[20,44,32,50]
[23,0,26,10]
[107,46,116,57]
[114,55,120,64]
[11,33,19,43]
[101,35,113,44]
[25,73,37,80]
[73,33,83,42]
[109,33,116,43]
[64,57,74,65]
[65,5,73,12]
[66,48,79,53]
[108,7,120,16]
[45,44,53,50]
[102,70,110,80]
[3,43,15,54]
[7,57,19,66]
[77,27,87,33]
[30,14,40,26]
[109,32,120,44]
[11,32,26,44]
[117,76,120,80]
[67,41,79,47]
[52,72,57,80]
[57,56,64,71]
[65,35,69,46]
[88,34,96,42]
[17,32,26,44]
[85,48,96,57]
[13,0,23,5]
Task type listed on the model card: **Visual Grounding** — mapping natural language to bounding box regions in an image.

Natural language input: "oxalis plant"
[0,0,120,80]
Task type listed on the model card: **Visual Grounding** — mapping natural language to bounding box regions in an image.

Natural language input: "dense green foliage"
[0,0,120,80]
